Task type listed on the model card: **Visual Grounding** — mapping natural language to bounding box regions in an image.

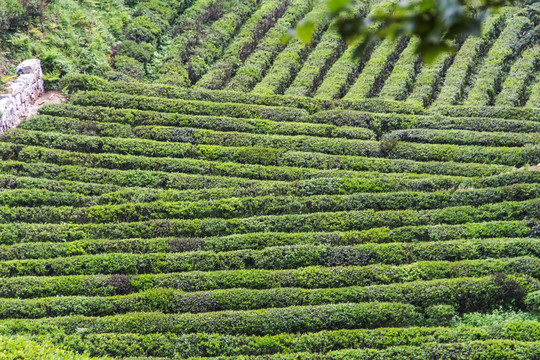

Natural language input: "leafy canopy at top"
[296,0,516,63]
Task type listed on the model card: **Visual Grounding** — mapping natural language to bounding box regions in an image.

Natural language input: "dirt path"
[26,90,65,118]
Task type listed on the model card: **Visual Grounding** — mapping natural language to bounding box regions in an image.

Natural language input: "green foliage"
[308,0,514,62]
[0,0,25,33]
[0,275,533,318]
[433,11,507,106]
[114,56,145,81]
[252,1,330,96]
[452,308,538,327]
[196,0,290,89]
[57,74,108,93]
[0,0,131,80]
[0,252,533,298]
[0,2,538,357]
[29,321,540,358]
[226,0,314,92]
[0,303,422,336]
[125,16,163,45]
[0,335,110,359]
[526,291,540,314]
[116,40,155,64]
[466,14,532,105]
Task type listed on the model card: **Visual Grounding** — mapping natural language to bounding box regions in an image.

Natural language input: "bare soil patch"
[26,90,66,118]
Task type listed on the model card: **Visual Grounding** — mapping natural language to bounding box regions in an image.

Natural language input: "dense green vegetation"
[0,0,539,358]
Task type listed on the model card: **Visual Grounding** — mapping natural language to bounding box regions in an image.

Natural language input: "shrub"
[525,291,540,314]
[113,56,145,81]
[0,302,422,336]
[37,322,540,358]
[195,0,291,90]
[57,74,108,93]
[225,0,314,92]
[424,305,457,326]
[124,16,162,44]
[0,276,533,318]
[0,0,25,32]
[116,40,155,64]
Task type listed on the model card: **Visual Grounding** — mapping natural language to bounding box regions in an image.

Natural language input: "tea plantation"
[0,0,540,358]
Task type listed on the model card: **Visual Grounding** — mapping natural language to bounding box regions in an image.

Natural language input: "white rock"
[16,59,41,75]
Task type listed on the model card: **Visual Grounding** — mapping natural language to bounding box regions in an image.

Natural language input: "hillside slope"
[0,0,539,359]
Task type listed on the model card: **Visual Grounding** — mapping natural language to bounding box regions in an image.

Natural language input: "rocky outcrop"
[0,59,44,133]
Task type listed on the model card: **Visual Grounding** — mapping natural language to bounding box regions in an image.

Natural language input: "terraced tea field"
[0,0,539,358]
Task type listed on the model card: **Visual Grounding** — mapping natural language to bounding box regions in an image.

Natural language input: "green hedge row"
[0,143,372,182]
[9,127,532,167]
[16,123,378,155]
[85,79,325,113]
[526,73,540,108]
[30,111,373,140]
[186,0,284,83]
[0,217,531,257]
[0,169,482,206]
[0,276,533,319]
[6,153,535,197]
[0,174,124,196]
[48,322,540,358]
[0,159,486,197]
[1,183,537,224]
[189,340,540,359]
[0,302,421,336]
[434,10,507,106]
[430,105,540,122]
[465,15,532,106]
[496,45,540,107]
[0,160,269,191]
[313,1,398,101]
[0,179,255,208]
[54,117,374,142]
[0,198,534,244]
[22,115,134,138]
[0,219,530,260]
[408,114,540,134]
[0,142,511,180]
[151,0,226,85]
[390,129,539,147]
[0,177,394,208]
[251,1,330,96]
[225,0,314,92]
[7,128,527,172]
[284,24,346,97]
[0,188,91,207]
[71,91,309,121]
[406,46,454,107]
[306,109,540,136]
[42,100,540,142]
[195,0,290,90]
[71,77,428,116]
[379,38,421,101]
[340,98,425,115]
[0,335,108,360]
[479,169,540,188]
[170,0,257,85]
[1,237,539,276]
[0,254,534,299]
[344,38,406,100]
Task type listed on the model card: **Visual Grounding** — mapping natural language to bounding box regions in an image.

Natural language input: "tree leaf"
[296,20,316,44]
[327,0,351,14]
